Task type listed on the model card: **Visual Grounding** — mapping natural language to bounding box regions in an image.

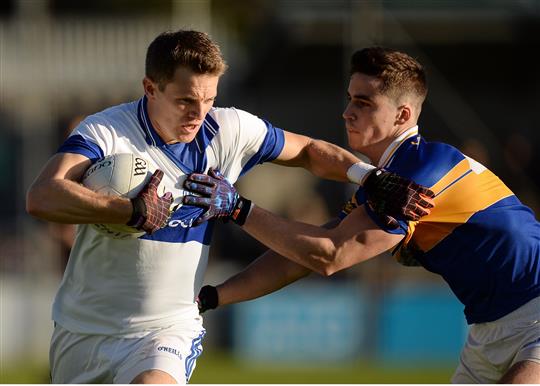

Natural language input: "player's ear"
[395,105,411,125]
[143,77,157,99]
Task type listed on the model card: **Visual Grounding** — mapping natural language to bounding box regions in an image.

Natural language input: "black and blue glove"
[363,168,435,223]
[183,169,252,226]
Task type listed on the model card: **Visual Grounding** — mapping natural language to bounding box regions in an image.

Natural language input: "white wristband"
[347,162,377,185]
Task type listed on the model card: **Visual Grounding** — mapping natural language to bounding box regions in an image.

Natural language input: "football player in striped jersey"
[188,47,540,384]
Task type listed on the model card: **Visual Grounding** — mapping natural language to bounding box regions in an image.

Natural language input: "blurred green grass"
[0,361,50,384]
[1,350,455,383]
[193,350,455,384]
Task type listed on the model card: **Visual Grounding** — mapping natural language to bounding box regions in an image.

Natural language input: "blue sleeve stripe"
[57,134,104,161]
[435,169,472,198]
[239,120,285,177]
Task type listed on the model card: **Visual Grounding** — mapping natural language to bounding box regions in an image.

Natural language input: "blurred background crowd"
[1,0,539,383]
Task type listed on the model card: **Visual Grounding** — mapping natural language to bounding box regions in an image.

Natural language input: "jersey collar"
[136,96,218,154]
[137,95,163,146]
[378,125,419,167]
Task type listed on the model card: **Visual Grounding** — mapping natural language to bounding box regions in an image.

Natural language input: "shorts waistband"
[488,295,540,326]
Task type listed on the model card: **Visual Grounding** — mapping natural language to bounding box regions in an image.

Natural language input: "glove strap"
[127,197,147,229]
[230,196,252,226]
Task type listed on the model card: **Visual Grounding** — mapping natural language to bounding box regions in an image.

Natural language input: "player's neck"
[372,123,416,166]
[359,126,414,166]
[151,121,174,144]
[351,136,392,165]
[360,142,388,166]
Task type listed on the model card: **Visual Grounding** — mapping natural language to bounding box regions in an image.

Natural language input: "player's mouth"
[344,120,356,131]
[181,123,201,132]
[346,124,360,134]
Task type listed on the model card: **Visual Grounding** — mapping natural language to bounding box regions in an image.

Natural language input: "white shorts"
[451,295,540,383]
[50,321,205,384]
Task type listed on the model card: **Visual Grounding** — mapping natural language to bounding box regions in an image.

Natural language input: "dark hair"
[145,30,227,90]
[350,47,427,102]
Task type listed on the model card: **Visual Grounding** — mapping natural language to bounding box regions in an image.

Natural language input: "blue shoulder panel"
[386,137,465,188]
[57,134,104,162]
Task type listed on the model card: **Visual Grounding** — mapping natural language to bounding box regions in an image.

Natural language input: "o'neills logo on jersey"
[168,218,195,228]
[157,346,183,359]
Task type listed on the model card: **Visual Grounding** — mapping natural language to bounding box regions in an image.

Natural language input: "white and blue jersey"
[52,96,285,336]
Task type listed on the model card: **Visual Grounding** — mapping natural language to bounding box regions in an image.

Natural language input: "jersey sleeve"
[57,116,113,162]
[209,108,285,183]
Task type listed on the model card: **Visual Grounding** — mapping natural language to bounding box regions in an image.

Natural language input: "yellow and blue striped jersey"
[343,127,540,324]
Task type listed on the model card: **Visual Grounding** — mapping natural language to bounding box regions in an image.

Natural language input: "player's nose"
[189,101,205,120]
[342,102,355,120]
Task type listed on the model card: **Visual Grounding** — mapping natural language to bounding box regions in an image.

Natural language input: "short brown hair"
[350,47,427,103]
[145,30,228,90]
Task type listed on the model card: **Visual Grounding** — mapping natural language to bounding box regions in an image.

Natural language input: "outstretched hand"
[363,168,435,227]
[183,169,252,226]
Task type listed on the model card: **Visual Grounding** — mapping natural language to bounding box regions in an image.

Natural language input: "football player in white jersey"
[26,30,434,384]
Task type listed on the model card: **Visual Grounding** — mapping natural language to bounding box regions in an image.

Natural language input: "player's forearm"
[275,133,376,184]
[26,178,132,224]
[240,205,342,276]
[291,139,379,185]
[295,139,360,182]
[217,250,311,306]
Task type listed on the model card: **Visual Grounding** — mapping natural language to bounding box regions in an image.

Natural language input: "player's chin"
[178,127,202,143]
[346,133,366,150]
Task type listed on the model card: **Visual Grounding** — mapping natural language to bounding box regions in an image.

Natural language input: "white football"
[82,153,152,239]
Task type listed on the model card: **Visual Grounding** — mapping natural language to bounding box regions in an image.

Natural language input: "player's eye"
[355,100,370,108]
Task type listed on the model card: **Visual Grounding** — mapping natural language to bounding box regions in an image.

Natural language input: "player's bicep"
[329,205,404,269]
[272,130,311,167]
[33,152,92,184]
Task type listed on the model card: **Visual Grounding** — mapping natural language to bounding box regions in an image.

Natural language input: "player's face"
[343,72,401,159]
[144,67,220,143]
